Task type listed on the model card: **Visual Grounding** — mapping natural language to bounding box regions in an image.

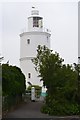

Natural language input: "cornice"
[19,31,51,37]
[20,56,35,61]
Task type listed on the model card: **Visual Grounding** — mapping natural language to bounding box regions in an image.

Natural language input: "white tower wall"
[20,58,40,85]
[20,32,50,58]
[20,8,51,87]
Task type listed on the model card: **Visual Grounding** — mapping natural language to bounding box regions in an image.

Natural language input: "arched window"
[27,39,30,44]
[47,36,48,42]
[28,73,31,79]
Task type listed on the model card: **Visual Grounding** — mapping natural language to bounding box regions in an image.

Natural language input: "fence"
[22,89,47,102]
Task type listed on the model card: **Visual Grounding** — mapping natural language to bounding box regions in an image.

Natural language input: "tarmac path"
[6,101,80,119]
[7,101,50,118]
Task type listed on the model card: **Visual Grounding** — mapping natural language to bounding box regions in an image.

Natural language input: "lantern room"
[28,9,43,31]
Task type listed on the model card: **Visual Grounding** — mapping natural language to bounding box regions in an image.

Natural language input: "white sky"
[0,0,79,67]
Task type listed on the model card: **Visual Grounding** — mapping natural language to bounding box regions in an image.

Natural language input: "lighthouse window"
[33,17,39,27]
[28,73,31,79]
[27,39,30,44]
[33,17,43,28]
[47,36,48,42]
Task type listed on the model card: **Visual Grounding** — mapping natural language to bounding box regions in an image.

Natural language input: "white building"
[20,8,51,87]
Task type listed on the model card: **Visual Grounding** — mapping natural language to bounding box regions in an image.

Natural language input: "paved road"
[6,101,80,119]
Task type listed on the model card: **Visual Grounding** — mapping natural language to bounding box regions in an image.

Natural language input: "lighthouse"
[20,8,51,87]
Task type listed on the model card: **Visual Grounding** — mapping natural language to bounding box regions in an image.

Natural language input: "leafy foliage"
[41,100,79,116]
[32,45,79,115]
[2,64,26,116]
[2,64,26,96]
[32,45,64,93]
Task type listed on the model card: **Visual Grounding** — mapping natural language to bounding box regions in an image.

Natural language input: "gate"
[22,87,47,102]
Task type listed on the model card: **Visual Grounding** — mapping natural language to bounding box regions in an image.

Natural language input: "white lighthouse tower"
[20,8,51,87]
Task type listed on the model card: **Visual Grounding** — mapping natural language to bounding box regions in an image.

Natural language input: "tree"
[32,45,64,94]
[32,45,79,115]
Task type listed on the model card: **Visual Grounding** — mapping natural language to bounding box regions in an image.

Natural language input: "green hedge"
[41,95,79,116]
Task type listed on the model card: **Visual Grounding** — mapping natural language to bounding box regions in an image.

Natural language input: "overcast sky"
[0,0,78,67]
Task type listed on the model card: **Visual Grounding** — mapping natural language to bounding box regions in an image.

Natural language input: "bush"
[2,64,26,117]
[41,102,79,116]
[41,95,79,116]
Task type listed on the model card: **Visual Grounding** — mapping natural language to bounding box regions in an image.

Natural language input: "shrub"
[41,95,79,116]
